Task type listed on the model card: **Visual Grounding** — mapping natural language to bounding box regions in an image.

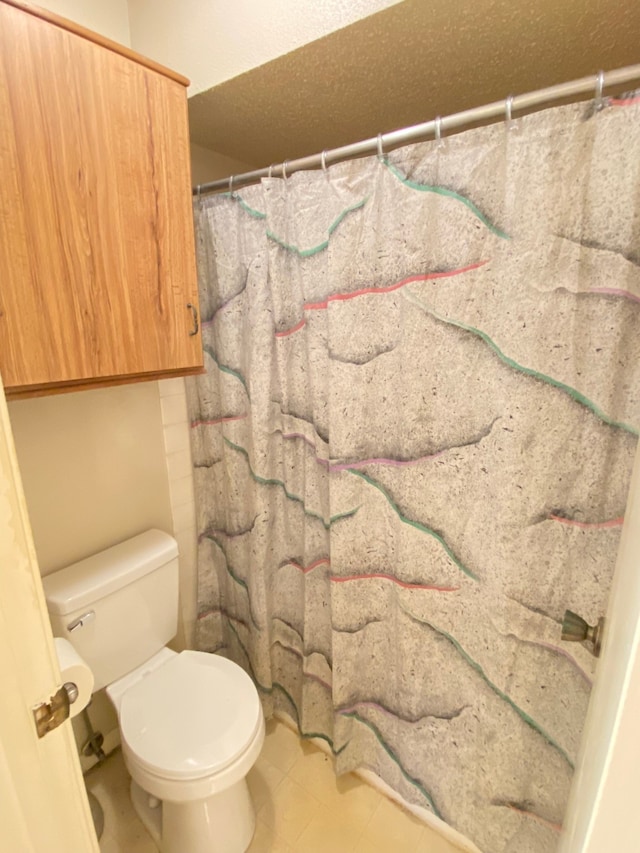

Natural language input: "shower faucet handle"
[561,610,605,657]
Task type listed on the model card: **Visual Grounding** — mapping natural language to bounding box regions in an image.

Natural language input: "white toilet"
[42,529,265,853]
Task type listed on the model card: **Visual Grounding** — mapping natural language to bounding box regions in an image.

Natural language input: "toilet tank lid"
[42,530,178,617]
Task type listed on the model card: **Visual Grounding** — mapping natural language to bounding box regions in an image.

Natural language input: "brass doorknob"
[561,610,605,657]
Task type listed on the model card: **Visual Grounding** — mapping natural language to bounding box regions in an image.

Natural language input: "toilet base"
[130,777,257,853]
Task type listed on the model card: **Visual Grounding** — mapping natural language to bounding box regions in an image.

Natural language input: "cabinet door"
[0,3,201,392]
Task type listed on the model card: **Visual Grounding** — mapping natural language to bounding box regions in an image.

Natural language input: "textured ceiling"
[188,0,640,171]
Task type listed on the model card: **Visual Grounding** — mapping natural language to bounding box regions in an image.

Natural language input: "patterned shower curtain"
[187,95,640,853]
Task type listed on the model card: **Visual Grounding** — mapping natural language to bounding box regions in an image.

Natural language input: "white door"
[0,375,99,853]
[560,441,640,851]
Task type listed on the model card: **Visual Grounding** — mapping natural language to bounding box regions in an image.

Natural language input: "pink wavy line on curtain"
[281,558,331,573]
[190,414,248,428]
[503,803,562,833]
[275,260,489,338]
[304,671,333,691]
[611,96,640,107]
[330,572,459,592]
[280,432,330,464]
[275,318,306,337]
[588,287,640,304]
[550,514,624,529]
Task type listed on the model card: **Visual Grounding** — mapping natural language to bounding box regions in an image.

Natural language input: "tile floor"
[86,719,466,852]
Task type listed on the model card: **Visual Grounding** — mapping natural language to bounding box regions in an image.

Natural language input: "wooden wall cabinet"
[0,0,203,399]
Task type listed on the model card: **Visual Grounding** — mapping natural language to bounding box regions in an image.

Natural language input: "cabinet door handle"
[187,303,199,336]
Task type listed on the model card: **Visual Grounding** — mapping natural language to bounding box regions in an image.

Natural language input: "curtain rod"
[193,64,640,197]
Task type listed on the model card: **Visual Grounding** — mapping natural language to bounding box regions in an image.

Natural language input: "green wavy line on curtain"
[203,345,250,398]
[200,534,262,630]
[383,158,510,240]
[221,191,267,220]
[224,437,359,529]
[340,711,442,817]
[401,605,575,769]
[403,289,639,438]
[226,618,347,755]
[222,192,368,257]
[199,532,249,594]
[266,198,367,257]
[346,469,478,581]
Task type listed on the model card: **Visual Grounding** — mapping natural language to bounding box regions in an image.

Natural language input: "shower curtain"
[187,95,640,853]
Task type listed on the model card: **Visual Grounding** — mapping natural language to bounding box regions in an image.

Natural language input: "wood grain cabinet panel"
[0,1,202,396]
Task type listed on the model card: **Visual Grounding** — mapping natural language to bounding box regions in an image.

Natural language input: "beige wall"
[127,0,402,95]
[8,384,173,575]
[190,142,255,186]
[33,0,131,45]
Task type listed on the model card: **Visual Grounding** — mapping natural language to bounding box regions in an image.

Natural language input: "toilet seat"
[119,650,262,782]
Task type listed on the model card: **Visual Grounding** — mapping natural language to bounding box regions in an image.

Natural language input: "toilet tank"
[42,530,179,692]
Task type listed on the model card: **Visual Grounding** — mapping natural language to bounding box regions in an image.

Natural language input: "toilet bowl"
[42,530,264,853]
[108,647,265,853]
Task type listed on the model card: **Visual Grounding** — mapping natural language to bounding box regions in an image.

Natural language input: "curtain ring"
[229,174,234,197]
[268,164,274,178]
[282,160,289,179]
[377,133,384,160]
[595,70,605,110]
[321,150,328,172]
[505,94,514,128]
[434,115,443,147]
[196,184,202,208]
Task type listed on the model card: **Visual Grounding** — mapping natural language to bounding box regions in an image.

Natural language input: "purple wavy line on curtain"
[504,635,593,686]
[272,631,454,814]
[225,618,347,755]
[588,287,640,303]
[493,801,562,834]
[331,452,447,471]
[213,571,445,813]
[220,609,448,803]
